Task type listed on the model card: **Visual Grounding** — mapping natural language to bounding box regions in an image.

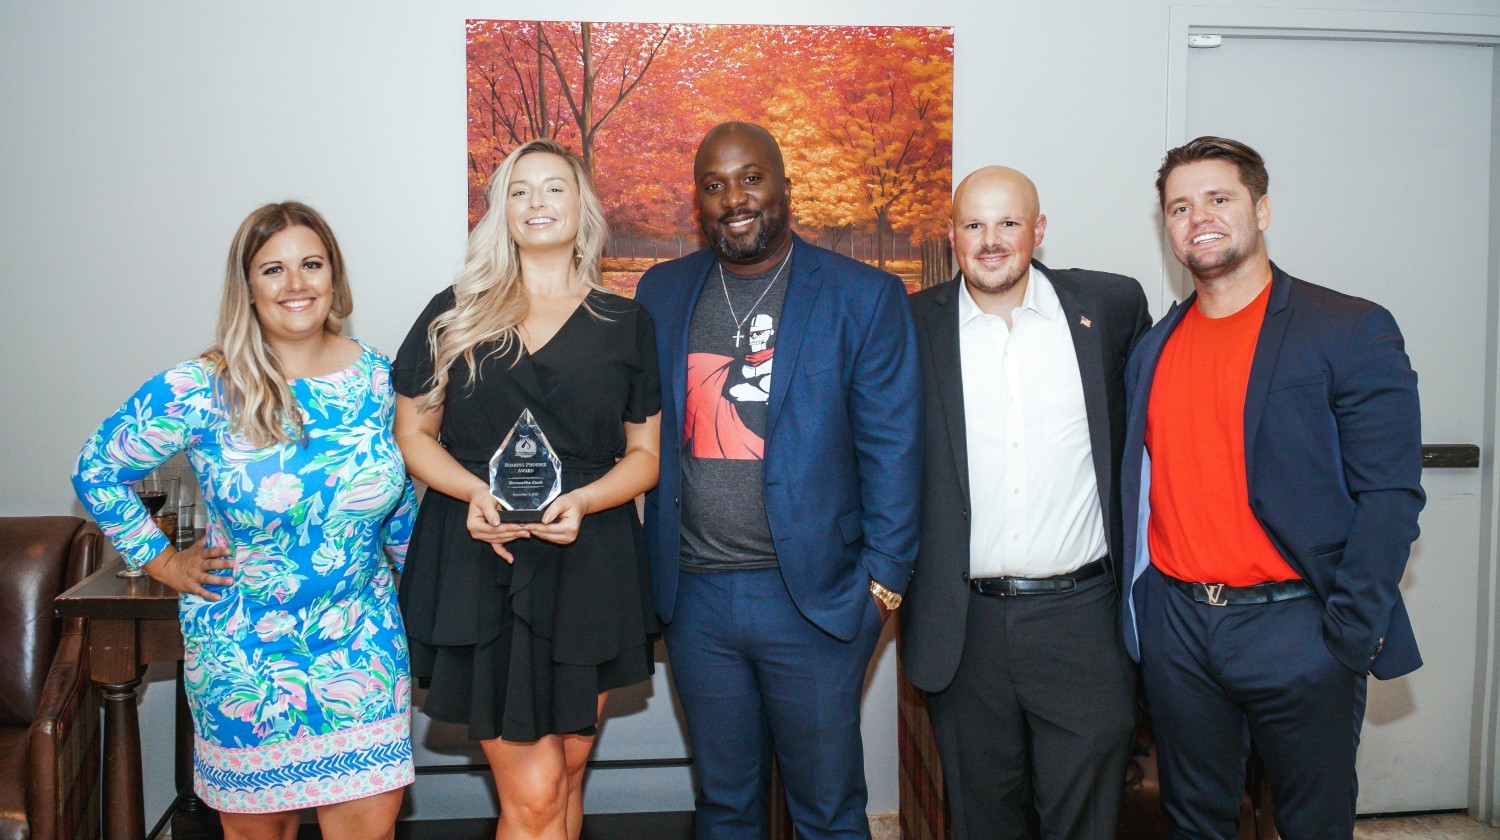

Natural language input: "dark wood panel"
[140,619,184,662]
[56,556,180,620]
[88,618,141,686]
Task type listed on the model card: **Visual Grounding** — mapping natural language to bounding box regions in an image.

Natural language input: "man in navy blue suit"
[634,121,922,839]
[1120,136,1424,838]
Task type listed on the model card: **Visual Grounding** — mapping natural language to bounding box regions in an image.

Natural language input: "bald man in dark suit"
[902,166,1150,839]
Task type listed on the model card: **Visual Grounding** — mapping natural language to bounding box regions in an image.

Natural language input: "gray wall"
[3,0,1496,823]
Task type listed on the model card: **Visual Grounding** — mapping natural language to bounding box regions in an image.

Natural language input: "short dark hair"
[1156,136,1269,207]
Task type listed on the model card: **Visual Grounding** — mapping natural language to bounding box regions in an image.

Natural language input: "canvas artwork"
[466,20,955,294]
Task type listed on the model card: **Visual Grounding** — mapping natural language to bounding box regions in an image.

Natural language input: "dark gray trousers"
[927,571,1137,840]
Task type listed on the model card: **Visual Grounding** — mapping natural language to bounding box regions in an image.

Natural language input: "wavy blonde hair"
[418,138,608,411]
[207,202,353,446]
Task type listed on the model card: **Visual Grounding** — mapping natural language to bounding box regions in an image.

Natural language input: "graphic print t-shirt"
[679,258,789,572]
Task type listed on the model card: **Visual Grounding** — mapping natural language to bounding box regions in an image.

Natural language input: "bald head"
[693,121,793,272]
[695,121,785,179]
[952,166,1040,225]
[949,165,1047,310]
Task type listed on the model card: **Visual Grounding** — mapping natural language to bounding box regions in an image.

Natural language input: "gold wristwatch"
[869,579,903,611]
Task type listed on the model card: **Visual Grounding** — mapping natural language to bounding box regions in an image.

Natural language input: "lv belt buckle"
[1203,583,1228,606]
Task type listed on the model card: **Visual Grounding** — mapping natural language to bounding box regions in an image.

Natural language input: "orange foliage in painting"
[467,21,953,274]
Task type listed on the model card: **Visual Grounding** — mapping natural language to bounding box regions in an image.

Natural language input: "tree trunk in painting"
[873,210,891,271]
[578,22,596,180]
[534,22,548,139]
[920,238,951,288]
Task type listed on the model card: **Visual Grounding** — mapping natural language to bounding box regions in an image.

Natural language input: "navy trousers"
[1137,567,1369,840]
[664,567,884,840]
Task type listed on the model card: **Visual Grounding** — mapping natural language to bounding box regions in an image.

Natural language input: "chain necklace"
[719,249,791,348]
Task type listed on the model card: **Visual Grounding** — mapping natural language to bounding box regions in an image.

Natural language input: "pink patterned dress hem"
[194,712,414,813]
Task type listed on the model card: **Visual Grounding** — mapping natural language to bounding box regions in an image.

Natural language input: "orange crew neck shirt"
[1145,282,1300,586]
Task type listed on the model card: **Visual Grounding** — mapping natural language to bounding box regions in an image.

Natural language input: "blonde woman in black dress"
[393,139,661,840]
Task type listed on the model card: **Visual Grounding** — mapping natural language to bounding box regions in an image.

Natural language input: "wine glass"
[118,474,167,578]
[136,473,167,516]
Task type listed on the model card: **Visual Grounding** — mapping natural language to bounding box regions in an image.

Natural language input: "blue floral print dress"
[72,341,416,813]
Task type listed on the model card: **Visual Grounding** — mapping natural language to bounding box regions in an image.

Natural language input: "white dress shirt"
[959,267,1107,578]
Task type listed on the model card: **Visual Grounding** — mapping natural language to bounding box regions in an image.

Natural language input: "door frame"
[1163,5,1500,823]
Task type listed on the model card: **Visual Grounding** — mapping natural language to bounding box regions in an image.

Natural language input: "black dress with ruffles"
[393,287,661,743]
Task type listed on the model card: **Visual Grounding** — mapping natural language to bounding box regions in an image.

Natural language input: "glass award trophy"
[489,409,563,522]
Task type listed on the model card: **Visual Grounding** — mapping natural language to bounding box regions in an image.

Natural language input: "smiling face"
[694,123,793,274]
[505,151,581,254]
[247,225,335,346]
[1162,158,1271,281]
[949,166,1047,302]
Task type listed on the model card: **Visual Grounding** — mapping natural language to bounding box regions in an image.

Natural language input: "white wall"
[4,0,1497,823]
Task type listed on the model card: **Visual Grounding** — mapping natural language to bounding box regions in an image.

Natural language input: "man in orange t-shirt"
[1118,137,1424,838]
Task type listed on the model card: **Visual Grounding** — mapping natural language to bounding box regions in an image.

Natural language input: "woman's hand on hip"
[144,540,234,600]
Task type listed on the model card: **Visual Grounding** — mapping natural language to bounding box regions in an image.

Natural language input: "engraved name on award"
[489,409,563,523]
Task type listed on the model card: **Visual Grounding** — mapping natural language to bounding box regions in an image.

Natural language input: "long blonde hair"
[418,139,609,410]
[208,202,353,446]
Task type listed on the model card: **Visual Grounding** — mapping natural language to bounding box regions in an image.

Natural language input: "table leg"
[176,660,203,811]
[100,676,146,840]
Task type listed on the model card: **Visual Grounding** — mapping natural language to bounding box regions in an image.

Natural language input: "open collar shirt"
[959,266,1107,578]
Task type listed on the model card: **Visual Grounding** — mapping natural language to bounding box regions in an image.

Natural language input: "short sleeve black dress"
[393,287,661,742]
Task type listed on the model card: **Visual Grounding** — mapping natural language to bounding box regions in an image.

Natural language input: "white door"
[1186,36,1495,813]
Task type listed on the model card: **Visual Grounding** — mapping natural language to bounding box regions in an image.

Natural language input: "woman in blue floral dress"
[73,202,416,839]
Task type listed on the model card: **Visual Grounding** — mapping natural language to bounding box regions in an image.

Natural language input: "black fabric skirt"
[410,606,653,742]
[399,473,658,743]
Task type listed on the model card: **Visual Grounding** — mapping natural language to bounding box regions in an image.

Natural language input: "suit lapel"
[927,276,970,503]
[1243,266,1294,467]
[765,235,820,438]
[1048,265,1112,518]
[669,250,717,433]
[1129,297,1189,428]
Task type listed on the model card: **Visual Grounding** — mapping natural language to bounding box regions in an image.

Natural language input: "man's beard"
[964,248,1027,295]
[1186,247,1241,279]
[705,199,790,262]
[1182,231,1257,281]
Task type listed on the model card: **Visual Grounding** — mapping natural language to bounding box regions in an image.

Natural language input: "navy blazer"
[634,234,923,641]
[901,263,1151,692]
[1120,264,1425,679]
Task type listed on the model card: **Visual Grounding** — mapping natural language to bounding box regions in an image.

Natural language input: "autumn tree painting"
[467,20,954,294]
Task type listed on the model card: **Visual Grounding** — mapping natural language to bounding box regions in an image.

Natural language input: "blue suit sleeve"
[1322,305,1425,674]
[850,275,923,595]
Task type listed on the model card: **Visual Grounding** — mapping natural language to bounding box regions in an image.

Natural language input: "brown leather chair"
[0,516,103,840]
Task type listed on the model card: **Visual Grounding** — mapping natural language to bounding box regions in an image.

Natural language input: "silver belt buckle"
[1203,583,1228,606]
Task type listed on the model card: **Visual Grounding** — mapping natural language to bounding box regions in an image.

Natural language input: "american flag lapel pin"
[1080,316,1092,328]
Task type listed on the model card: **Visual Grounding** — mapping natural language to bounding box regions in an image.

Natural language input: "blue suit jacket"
[1120,264,1425,679]
[634,234,922,641]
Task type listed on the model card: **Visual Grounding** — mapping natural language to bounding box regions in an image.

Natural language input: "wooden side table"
[55,556,186,840]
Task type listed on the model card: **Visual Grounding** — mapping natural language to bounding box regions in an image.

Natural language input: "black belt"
[969,557,1107,597]
[1163,574,1314,606]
